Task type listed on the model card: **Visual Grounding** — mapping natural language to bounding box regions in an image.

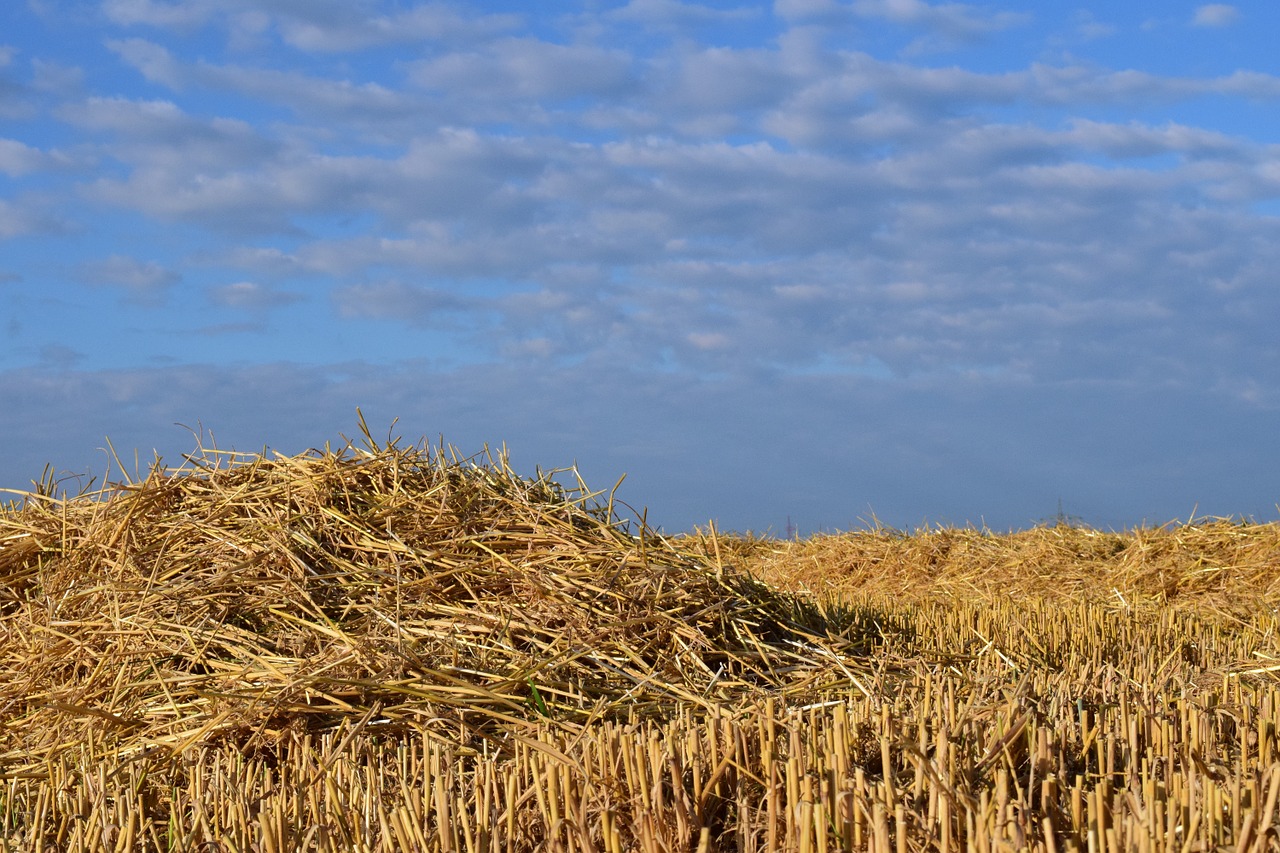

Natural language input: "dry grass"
[704,522,1280,613]
[2,426,1279,851]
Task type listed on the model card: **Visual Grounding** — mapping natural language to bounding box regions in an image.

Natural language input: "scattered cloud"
[410,39,636,102]
[30,59,84,94]
[108,38,430,133]
[270,4,522,53]
[1072,10,1117,41]
[37,344,84,369]
[194,321,266,336]
[0,138,45,176]
[106,37,186,88]
[102,0,216,29]
[79,255,181,302]
[332,281,474,325]
[0,202,28,238]
[851,0,1030,42]
[609,0,763,30]
[33,32,1280,389]
[0,197,67,238]
[103,0,521,52]
[207,281,302,309]
[1192,4,1240,28]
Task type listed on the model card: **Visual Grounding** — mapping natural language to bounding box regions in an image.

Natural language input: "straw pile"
[0,428,864,765]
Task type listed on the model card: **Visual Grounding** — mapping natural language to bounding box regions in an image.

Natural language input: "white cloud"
[0,200,31,238]
[207,281,302,309]
[103,0,215,28]
[106,38,186,88]
[79,255,181,301]
[227,10,270,50]
[851,0,1029,40]
[218,246,304,277]
[37,344,84,369]
[76,118,552,235]
[0,197,66,239]
[58,96,267,160]
[61,93,1275,389]
[761,56,1280,152]
[657,44,807,116]
[0,138,45,175]
[410,38,635,102]
[30,59,84,94]
[774,0,834,17]
[609,0,762,29]
[103,0,521,51]
[332,281,472,324]
[686,331,731,350]
[108,40,437,139]
[1214,69,1280,98]
[1192,4,1240,27]
[272,4,521,52]
[1071,11,1117,41]
[1062,119,1245,161]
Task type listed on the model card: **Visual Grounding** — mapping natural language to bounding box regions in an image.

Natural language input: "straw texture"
[703,521,1280,614]
[4,428,1280,851]
[0,428,863,764]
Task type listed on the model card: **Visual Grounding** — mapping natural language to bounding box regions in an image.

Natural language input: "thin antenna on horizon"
[786,514,796,540]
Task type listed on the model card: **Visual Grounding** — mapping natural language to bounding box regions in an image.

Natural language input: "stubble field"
[2,431,1278,851]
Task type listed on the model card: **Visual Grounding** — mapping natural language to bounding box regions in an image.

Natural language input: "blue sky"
[2,0,1278,533]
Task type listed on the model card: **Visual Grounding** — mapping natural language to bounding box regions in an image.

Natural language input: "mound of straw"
[0,426,864,764]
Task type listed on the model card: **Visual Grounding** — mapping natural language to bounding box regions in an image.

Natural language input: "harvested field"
[1,427,1279,851]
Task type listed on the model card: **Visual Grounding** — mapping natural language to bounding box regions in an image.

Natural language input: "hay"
[0,426,866,764]
[695,521,1280,614]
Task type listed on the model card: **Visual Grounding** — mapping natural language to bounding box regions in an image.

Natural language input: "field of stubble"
[2,432,1277,851]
